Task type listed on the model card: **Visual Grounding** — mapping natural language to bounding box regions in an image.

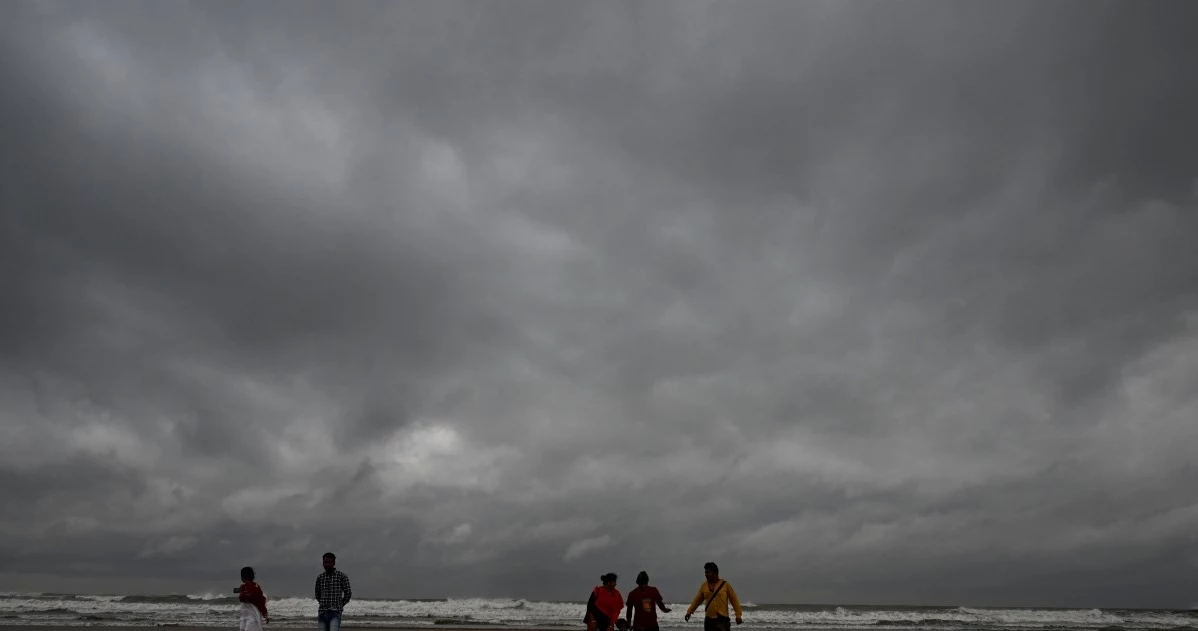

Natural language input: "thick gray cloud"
[2,0,1198,609]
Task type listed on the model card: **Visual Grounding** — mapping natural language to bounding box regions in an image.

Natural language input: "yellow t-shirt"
[686,580,742,619]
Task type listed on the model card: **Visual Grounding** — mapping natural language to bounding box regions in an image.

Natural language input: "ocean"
[0,593,1195,629]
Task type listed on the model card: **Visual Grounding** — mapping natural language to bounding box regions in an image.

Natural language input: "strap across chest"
[704,581,726,611]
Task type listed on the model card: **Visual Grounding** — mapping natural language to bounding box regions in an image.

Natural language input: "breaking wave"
[0,592,1195,628]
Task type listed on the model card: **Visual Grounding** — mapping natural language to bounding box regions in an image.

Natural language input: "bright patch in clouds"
[563,535,614,561]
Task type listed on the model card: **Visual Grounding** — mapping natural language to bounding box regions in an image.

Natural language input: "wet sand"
[20,627,537,630]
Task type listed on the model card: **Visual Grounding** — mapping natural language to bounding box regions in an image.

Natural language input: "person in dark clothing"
[315,552,352,631]
[625,571,670,631]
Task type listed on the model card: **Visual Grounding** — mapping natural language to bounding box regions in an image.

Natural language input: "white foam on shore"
[0,593,1195,628]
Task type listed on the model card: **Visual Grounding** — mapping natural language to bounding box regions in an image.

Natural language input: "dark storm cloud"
[2,0,1198,608]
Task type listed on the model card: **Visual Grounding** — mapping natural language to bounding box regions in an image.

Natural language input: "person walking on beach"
[684,562,743,631]
[238,566,269,630]
[625,571,670,631]
[315,552,352,631]
[585,573,624,631]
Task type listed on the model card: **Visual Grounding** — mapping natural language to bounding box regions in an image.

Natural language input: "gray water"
[1,592,1195,629]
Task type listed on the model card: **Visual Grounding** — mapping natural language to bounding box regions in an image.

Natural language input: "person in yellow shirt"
[684,562,743,631]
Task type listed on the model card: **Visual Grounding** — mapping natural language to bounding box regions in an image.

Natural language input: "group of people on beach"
[236,551,352,631]
[585,562,744,631]
[234,553,743,631]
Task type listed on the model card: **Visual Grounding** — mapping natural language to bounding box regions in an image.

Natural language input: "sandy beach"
[10,627,508,630]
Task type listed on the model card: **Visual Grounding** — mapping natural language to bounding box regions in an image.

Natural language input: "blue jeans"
[318,611,342,631]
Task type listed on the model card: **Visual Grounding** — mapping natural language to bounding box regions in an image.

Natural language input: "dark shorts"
[704,616,731,631]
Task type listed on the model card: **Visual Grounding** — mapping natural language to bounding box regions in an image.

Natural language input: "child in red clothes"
[238,566,269,630]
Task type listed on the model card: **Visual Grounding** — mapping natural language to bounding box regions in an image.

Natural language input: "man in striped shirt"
[315,552,352,631]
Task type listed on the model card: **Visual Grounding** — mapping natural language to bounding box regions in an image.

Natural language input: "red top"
[593,586,624,625]
[239,580,268,618]
[626,586,664,629]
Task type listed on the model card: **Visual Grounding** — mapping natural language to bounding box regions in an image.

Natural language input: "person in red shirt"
[585,573,623,631]
[238,566,269,630]
[624,571,670,631]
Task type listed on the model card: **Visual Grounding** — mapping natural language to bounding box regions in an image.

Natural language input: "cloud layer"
[2,0,1198,608]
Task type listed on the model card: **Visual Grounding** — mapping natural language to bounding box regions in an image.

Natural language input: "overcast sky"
[3,0,1198,610]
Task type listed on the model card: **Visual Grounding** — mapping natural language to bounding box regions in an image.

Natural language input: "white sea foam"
[0,593,1194,628]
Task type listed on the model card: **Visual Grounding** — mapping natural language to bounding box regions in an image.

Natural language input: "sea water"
[1,592,1195,628]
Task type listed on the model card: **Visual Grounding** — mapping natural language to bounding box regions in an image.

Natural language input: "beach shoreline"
[0,627,577,630]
